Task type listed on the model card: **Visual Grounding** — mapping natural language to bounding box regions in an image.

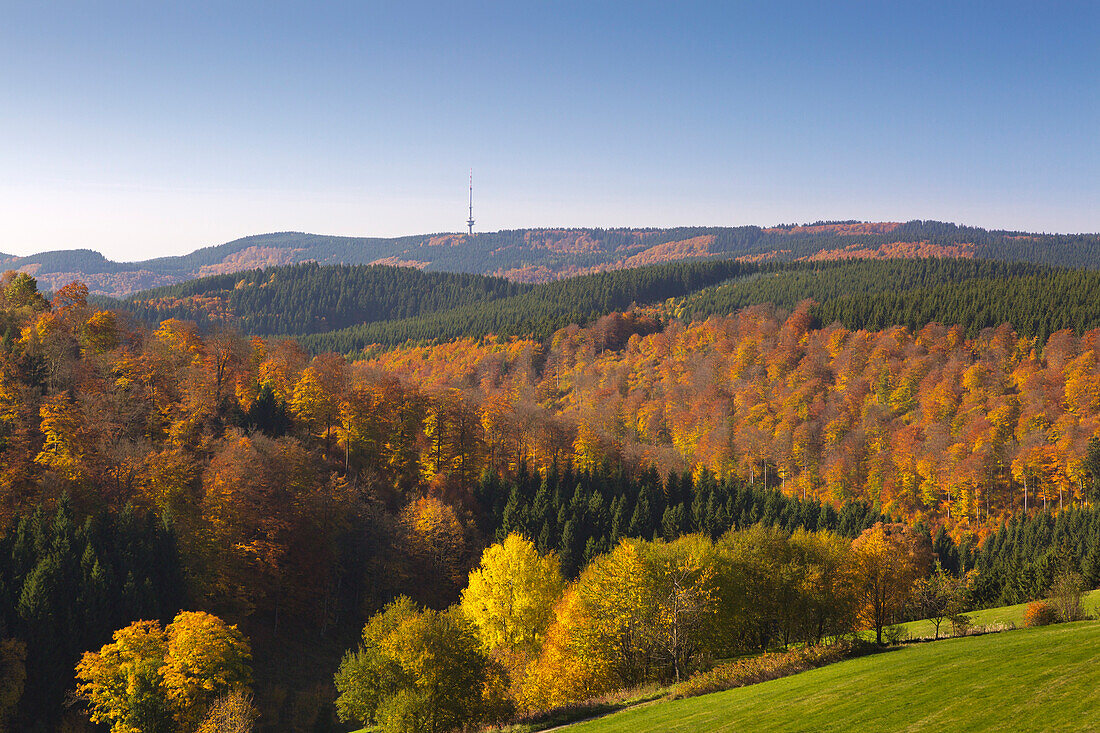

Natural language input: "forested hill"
[679,258,1100,344]
[299,258,752,352]
[302,258,1100,352]
[10,219,1100,296]
[119,263,530,336]
[114,258,750,339]
[115,257,1100,352]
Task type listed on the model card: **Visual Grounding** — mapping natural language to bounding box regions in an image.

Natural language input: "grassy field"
[561,620,1100,732]
[896,588,1100,639]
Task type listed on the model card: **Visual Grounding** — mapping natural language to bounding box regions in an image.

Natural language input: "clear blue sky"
[1,1,1097,260]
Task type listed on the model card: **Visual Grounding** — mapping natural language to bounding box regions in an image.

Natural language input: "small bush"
[949,613,972,637]
[1049,569,1087,623]
[1024,601,1059,627]
[668,642,871,700]
[197,690,257,733]
[498,685,663,732]
[883,625,907,645]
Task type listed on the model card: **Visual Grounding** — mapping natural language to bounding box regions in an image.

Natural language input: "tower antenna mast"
[467,169,475,235]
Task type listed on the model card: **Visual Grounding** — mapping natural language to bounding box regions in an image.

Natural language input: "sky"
[0,1,1097,261]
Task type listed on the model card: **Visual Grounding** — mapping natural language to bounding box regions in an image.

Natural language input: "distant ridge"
[6,221,1100,297]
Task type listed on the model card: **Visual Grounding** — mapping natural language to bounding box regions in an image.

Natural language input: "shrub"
[882,625,907,645]
[1048,569,1087,623]
[668,642,870,700]
[197,690,257,733]
[1024,601,1059,627]
[949,613,972,637]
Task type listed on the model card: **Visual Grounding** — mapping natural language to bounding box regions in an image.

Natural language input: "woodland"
[107,257,1100,353]
[16,219,1100,298]
[0,250,1098,731]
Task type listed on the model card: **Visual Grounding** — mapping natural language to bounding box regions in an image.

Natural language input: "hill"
[297,258,751,352]
[10,220,1100,297]
[562,621,1100,732]
[112,256,1100,354]
[238,257,1098,352]
[679,258,1100,344]
[898,590,1100,639]
[119,262,530,336]
[114,258,751,343]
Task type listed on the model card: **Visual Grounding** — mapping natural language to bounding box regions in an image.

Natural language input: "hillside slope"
[898,590,1100,639]
[115,258,750,342]
[10,220,1100,297]
[114,256,1100,351]
[119,262,530,336]
[565,622,1100,732]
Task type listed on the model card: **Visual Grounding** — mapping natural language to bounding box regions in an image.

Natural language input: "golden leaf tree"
[160,611,253,730]
[75,612,252,733]
[852,523,932,644]
[460,533,565,686]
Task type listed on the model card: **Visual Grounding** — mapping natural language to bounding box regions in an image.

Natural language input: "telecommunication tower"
[467,169,475,235]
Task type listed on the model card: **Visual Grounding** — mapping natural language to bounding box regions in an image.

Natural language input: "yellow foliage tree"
[160,611,253,730]
[460,534,565,669]
[75,613,252,733]
[852,523,932,644]
[153,319,203,365]
[81,310,121,354]
[290,355,347,454]
[571,540,652,687]
[519,585,611,711]
[35,392,86,483]
[399,497,468,601]
[522,536,719,709]
[75,620,170,733]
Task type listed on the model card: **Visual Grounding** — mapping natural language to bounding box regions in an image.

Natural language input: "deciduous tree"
[75,620,172,733]
[75,612,252,733]
[160,611,253,730]
[852,522,932,644]
[334,598,507,733]
[460,534,564,668]
[910,562,962,639]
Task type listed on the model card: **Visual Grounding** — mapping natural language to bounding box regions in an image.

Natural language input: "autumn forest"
[1,247,1099,732]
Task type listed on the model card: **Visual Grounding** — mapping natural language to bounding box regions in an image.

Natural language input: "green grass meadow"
[896,588,1100,639]
[562,620,1100,732]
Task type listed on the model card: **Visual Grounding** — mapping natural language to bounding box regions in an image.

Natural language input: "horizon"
[6,217,1100,265]
[2,2,1098,260]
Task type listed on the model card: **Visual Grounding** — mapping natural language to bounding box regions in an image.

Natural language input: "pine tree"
[560,519,581,578]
